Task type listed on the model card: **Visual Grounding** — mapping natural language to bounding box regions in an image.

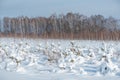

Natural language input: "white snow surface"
[0,38,120,80]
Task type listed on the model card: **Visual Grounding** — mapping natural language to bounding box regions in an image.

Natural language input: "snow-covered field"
[0,38,120,80]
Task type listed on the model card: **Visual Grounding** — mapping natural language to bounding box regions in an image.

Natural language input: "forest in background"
[0,12,120,40]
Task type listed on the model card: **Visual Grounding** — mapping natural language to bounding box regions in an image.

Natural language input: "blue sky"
[0,0,120,19]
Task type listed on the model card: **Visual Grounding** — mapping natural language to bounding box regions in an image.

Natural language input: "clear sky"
[0,0,120,19]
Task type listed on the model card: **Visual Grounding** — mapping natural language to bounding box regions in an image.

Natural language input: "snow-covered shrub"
[42,42,61,63]
[97,42,119,75]
[0,40,119,75]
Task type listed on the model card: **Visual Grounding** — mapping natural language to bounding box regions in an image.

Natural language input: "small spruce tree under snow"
[98,42,119,75]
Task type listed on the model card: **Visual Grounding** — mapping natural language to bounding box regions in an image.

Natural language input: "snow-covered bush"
[0,40,119,75]
[96,42,119,75]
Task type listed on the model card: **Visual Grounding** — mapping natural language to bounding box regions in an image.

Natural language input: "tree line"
[0,13,120,40]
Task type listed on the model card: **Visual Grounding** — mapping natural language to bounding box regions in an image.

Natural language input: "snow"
[0,70,120,80]
[0,38,120,80]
